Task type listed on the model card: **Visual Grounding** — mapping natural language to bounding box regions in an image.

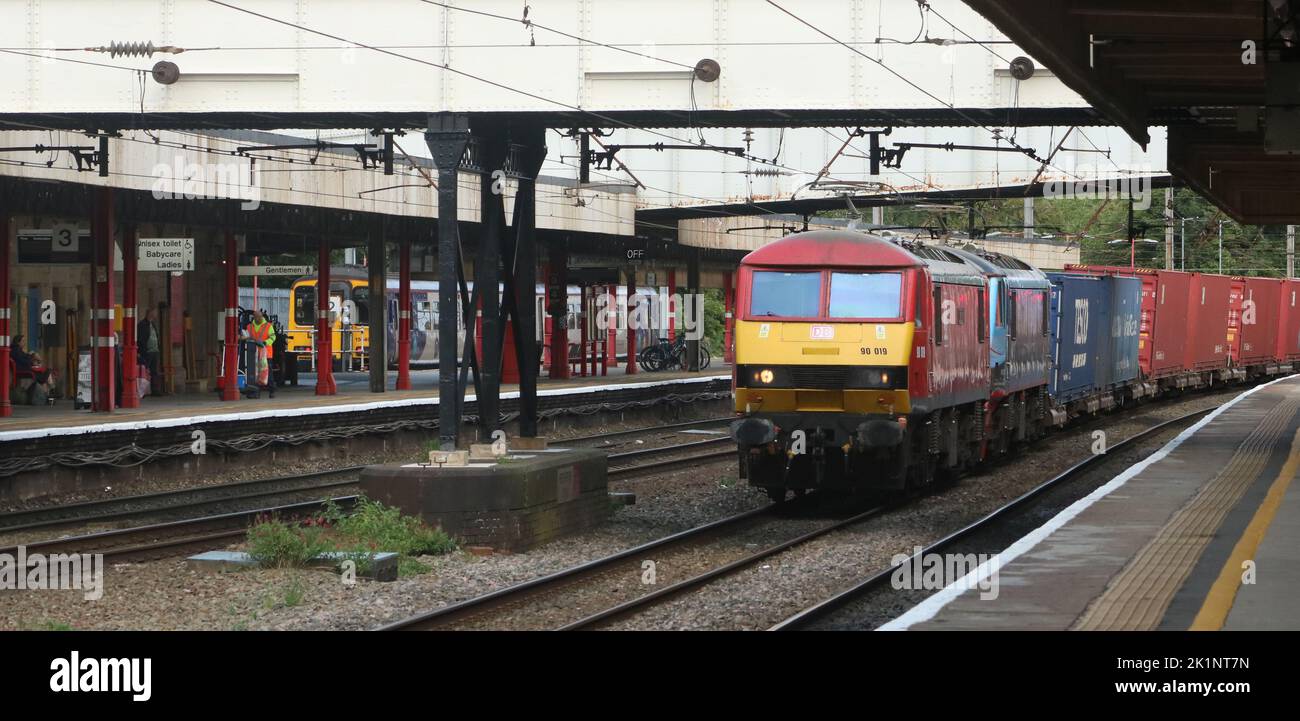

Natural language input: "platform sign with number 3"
[51,224,79,254]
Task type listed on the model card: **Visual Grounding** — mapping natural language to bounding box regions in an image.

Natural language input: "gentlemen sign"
[138,238,195,271]
[238,265,312,277]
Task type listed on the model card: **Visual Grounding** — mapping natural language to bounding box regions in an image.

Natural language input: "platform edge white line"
[877,374,1298,631]
[0,374,730,442]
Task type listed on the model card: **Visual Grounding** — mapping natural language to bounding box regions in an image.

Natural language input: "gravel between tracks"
[598,390,1245,630]
[0,388,1244,630]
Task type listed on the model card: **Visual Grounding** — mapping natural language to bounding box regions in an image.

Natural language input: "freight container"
[1279,279,1300,362]
[1107,275,1142,387]
[1185,272,1233,371]
[1066,266,1191,379]
[1047,273,1108,403]
[1237,277,1282,367]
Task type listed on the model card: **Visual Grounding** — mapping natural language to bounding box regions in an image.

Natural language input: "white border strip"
[0,373,730,442]
[878,373,1298,631]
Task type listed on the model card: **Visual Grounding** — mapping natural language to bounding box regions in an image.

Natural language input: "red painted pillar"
[120,225,139,408]
[92,187,116,412]
[221,231,239,401]
[501,317,519,384]
[396,236,411,390]
[316,239,336,395]
[723,270,735,365]
[475,295,483,368]
[625,273,637,375]
[667,268,677,343]
[0,211,10,417]
[579,285,588,377]
[605,284,616,371]
[547,258,569,380]
[543,313,553,368]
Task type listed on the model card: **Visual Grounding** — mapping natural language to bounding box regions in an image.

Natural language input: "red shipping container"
[1279,279,1300,362]
[1066,265,1191,379]
[1237,277,1281,366]
[1184,273,1232,372]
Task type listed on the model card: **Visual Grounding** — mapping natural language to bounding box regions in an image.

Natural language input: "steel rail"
[766,408,1213,630]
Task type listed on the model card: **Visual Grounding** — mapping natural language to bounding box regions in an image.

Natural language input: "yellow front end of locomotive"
[733,319,913,414]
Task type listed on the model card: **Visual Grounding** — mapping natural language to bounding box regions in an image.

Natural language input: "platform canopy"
[964,0,1300,224]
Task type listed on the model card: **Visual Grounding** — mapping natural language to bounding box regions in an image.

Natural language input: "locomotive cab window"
[750,271,821,317]
[353,286,371,325]
[828,272,902,318]
[293,285,316,327]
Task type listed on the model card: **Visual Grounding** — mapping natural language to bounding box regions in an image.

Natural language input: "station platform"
[890,374,1300,631]
[0,365,731,443]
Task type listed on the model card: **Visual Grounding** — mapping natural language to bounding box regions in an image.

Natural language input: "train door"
[414,295,434,360]
[989,277,1009,376]
[386,291,399,361]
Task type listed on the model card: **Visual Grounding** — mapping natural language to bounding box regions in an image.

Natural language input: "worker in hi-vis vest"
[242,309,277,399]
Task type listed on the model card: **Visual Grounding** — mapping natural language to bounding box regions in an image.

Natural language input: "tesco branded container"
[1067,266,1191,379]
[1107,275,1142,386]
[1047,273,1107,403]
[1236,277,1282,366]
[1185,272,1233,371]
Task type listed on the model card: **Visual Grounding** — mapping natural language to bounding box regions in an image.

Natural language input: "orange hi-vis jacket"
[247,319,276,358]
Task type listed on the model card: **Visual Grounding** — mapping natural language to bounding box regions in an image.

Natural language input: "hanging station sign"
[238,265,312,277]
[138,238,195,271]
[16,228,93,263]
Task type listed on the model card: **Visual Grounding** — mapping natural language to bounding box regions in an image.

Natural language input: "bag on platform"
[136,365,151,399]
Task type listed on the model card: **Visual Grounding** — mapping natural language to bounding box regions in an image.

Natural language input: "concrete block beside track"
[360,448,611,552]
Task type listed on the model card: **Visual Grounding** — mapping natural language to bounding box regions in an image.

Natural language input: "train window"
[932,285,944,345]
[1008,291,1018,340]
[294,286,316,327]
[353,286,370,325]
[750,271,821,318]
[828,272,902,318]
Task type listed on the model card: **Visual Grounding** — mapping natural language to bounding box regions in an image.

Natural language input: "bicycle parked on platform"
[637,335,711,372]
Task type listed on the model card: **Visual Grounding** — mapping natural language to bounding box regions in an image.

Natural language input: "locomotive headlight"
[759,368,775,384]
[880,371,889,385]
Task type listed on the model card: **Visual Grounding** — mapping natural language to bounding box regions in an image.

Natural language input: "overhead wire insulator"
[86,41,185,58]
[741,167,790,177]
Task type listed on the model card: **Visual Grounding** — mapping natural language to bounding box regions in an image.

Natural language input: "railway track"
[0,416,733,535]
[0,468,362,535]
[4,426,737,565]
[379,407,1212,631]
[766,407,1213,630]
[0,496,358,563]
[607,436,735,477]
[377,502,785,631]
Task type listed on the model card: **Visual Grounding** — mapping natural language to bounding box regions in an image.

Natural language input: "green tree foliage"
[825,189,1293,278]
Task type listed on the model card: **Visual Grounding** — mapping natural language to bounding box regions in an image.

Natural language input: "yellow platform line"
[1072,397,1295,630]
[1190,425,1300,631]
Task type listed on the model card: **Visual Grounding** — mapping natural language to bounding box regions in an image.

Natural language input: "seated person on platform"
[10,335,58,399]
